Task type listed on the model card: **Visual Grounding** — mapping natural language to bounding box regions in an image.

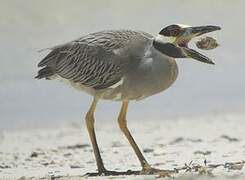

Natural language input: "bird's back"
[36,29,178,100]
[36,30,153,90]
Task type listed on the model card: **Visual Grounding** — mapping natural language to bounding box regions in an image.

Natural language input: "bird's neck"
[153,35,183,58]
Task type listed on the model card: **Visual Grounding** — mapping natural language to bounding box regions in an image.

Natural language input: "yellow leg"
[85,98,106,173]
[118,101,151,170]
[85,99,172,177]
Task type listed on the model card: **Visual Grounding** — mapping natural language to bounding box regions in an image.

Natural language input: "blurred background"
[0,0,244,130]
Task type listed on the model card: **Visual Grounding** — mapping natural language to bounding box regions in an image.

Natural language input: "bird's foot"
[83,169,140,177]
[140,167,174,177]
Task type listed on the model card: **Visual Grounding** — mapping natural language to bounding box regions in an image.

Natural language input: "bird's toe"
[83,169,140,176]
[140,167,174,177]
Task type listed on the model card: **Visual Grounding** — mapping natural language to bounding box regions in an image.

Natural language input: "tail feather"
[38,45,70,67]
[35,67,55,79]
[38,49,60,67]
[36,44,71,79]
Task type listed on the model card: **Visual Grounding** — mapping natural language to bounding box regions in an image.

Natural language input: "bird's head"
[153,24,221,64]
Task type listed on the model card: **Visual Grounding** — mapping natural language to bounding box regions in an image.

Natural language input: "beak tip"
[192,25,222,36]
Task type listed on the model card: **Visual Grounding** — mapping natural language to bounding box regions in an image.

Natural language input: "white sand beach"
[1,1,245,180]
[0,113,245,180]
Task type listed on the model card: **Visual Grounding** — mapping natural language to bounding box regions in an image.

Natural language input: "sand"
[0,113,245,180]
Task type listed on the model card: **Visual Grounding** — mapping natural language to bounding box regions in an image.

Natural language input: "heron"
[36,24,221,176]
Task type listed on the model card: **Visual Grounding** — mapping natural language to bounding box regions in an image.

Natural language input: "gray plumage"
[36,30,178,101]
[36,25,220,175]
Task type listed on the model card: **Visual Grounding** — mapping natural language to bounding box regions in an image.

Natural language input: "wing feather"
[36,30,152,89]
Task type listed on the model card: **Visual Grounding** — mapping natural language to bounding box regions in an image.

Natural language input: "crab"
[195,36,219,50]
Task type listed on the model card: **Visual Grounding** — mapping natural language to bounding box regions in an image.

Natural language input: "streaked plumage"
[36,25,220,176]
[36,30,178,100]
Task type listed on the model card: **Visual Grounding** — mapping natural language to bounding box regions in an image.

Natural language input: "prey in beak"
[154,24,221,64]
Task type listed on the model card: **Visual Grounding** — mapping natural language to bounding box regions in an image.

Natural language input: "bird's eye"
[159,25,182,37]
[170,29,180,37]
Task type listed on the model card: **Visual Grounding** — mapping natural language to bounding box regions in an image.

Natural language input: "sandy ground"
[0,113,245,180]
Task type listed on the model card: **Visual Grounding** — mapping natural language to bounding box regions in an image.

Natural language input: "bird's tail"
[35,67,55,79]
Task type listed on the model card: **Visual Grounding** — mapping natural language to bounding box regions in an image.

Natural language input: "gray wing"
[36,30,152,90]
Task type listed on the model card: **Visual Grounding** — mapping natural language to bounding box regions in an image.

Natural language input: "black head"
[154,24,221,65]
[159,24,185,37]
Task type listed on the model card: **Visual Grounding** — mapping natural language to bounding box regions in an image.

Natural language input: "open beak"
[177,25,221,65]
[190,25,221,36]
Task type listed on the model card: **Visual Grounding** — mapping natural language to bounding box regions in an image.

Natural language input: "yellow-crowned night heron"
[36,24,221,176]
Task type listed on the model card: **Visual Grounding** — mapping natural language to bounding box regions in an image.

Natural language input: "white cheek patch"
[155,34,176,44]
[176,24,190,28]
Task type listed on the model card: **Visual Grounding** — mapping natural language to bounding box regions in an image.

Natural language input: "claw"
[140,167,174,177]
[83,169,140,177]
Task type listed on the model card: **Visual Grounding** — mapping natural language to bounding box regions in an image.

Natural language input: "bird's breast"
[100,50,178,101]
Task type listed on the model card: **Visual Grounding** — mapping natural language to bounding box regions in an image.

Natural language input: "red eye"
[170,29,180,36]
